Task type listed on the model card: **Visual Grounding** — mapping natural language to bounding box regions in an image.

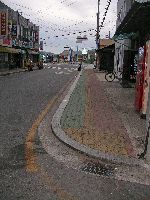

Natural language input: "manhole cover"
[81,162,114,177]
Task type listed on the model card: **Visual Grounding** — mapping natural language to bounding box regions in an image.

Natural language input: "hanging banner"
[35,31,39,42]
[0,10,8,36]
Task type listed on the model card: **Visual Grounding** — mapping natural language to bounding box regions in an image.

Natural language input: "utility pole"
[96,0,100,69]
[76,45,78,63]
[97,13,99,49]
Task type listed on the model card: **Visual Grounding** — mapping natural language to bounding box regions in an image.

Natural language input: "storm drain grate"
[81,162,114,177]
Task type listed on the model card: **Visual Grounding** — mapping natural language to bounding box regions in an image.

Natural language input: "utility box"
[135,46,146,113]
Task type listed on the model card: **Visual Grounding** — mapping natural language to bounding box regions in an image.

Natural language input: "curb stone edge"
[51,69,149,169]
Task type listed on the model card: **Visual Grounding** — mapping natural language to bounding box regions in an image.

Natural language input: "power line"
[100,0,113,31]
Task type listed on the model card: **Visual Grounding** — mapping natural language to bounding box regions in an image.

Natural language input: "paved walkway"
[61,69,146,159]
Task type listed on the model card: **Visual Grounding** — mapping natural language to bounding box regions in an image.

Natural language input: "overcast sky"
[4,0,117,53]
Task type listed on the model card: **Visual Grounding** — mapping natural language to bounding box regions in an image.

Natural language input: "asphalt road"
[0,63,150,200]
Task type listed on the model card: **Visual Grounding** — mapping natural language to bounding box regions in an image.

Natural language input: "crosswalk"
[43,63,93,75]
[43,63,78,75]
[53,67,77,75]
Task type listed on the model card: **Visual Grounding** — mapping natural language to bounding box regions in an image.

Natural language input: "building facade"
[114,0,132,74]
[115,0,150,159]
[0,1,40,71]
[115,0,150,85]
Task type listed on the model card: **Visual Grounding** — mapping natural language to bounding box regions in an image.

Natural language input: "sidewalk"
[0,66,39,76]
[0,68,27,76]
[52,68,147,165]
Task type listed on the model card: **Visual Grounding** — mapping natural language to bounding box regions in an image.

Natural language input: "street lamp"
[97,0,100,49]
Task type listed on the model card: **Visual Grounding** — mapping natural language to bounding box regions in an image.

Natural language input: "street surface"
[0,63,150,200]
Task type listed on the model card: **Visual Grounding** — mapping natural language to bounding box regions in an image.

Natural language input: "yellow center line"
[25,95,77,200]
[25,96,57,172]
[25,76,78,200]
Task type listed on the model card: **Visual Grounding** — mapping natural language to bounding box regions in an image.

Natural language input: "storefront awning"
[115,2,150,36]
[0,46,21,54]
[27,50,39,55]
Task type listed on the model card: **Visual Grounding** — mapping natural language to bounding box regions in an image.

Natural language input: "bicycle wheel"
[105,72,115,82]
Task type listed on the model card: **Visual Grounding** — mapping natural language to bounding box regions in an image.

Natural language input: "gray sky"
[4,0,117,53]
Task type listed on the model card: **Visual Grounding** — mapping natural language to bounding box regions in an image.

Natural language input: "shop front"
[138,40,150,159]
[98,44,115,72]
[0,46,23,70]
[115,1,150,85]
[0,51,9,71]
[113,1,150,159]
[115,1,150,109]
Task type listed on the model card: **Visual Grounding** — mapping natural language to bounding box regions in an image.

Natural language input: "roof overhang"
[96,43,115,52]
[0,46,21,53]
[115,2,150,36]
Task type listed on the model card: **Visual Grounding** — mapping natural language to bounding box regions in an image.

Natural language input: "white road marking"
[67,70,73,72]
[55,71,63,74]
[71,68,77,71]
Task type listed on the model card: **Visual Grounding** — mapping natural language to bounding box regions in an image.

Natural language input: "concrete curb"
[0,69,28,76]
[51,69,148,168]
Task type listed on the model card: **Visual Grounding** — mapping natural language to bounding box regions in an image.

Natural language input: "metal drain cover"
[81,162,114,177]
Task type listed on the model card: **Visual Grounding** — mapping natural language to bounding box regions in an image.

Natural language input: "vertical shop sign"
[40,41,43,50]
[35,31,39,41]
[12,25,17,36]
[0,10,8,36]
[8,20,12,34]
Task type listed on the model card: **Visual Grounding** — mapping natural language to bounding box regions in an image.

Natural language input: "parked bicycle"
[105,70,122,82]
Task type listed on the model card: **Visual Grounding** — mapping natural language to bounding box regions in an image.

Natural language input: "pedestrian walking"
[78,61,82,71]
[93,60,96,69]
